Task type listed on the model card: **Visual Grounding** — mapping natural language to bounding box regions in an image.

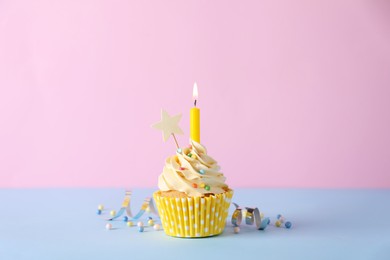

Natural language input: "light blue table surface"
[1,188,390,260]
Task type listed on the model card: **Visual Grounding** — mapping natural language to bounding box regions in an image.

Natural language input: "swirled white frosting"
[158,140,229,197]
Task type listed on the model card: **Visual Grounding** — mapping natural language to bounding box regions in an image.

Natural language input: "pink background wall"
[1,0,390,188]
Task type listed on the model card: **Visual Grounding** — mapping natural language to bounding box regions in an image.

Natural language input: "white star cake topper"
[152,109,184,142]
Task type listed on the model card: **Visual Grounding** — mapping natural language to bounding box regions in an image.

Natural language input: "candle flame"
[193,82,198,99]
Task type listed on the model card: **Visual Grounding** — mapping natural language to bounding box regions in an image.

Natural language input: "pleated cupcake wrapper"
[153,190,234,238]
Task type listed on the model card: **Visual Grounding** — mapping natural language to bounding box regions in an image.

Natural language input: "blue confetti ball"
[277,214,282,219]
[123,216,128,222]
[97,209,102,215]
[177,148,182,153]
[138,226,144,232]
[285,221,292,229]
[199,169,206,175]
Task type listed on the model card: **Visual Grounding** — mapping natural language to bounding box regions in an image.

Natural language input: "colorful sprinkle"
[97,209,102,215]
[98,204,104,210]
[123,216,128,222]
[234,227,240,234]
[105,223,112,230]
[137,221,144,227]
[138,226,144,232]
[127,221,133,227]
[285,221,292,229]
[180,167,186,171]
[110,210,116,216]
[177,148,182,153]
[192,154,197,159]
[153,224,161,231]
[199,169,206,175]
[148,217,153,220]
[275,220,282,227]
[192,183,198,188]
[277,214,282,219]
[199,183,205,188]
[187,153,192,157]
[145,206,151,213]
[267,218,271,225]
[148,219,155,226]
[204,185,210,191]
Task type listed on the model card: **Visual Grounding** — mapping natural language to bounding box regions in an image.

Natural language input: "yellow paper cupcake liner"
[153,190,234,238]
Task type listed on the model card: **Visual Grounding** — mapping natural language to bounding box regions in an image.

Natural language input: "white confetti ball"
[234,227,240,234]
[137,221,144,227]
[105,223,112,230]
[153,224,161,231]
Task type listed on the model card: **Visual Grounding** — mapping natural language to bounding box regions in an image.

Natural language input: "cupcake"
[153,140,233,238]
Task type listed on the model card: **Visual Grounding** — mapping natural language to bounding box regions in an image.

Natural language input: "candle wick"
[194,99,197,107]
